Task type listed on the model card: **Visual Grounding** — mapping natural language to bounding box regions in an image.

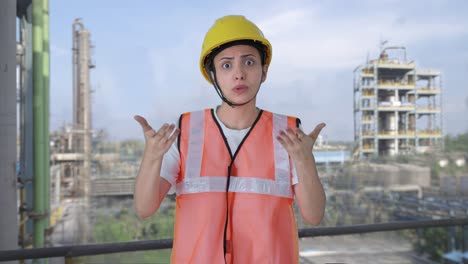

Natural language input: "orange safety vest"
[172,109,299,264]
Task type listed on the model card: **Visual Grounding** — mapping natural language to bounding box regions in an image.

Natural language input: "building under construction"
[353,46,443,159]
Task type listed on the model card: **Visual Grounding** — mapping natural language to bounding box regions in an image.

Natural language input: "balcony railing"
[409,88,441,95]
[375,60,416,69]
[361,130,442,139]
[416,107,441,113]
[377,81,415,87]
[362,147,375,152]
[0,218,467,263]
[418,130,443,137]
[361,69,373,75]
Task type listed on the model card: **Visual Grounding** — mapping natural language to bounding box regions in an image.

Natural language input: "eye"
[222,63,231,69]
[245,60,254,66]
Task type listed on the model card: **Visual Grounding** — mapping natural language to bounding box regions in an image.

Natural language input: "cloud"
[258,9,311,38]
[49,1,468,141]
[241,5,468,140]
[259,10,468,74]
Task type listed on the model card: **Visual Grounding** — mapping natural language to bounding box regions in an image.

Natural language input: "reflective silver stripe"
[176,176,226,194]
[185,110,205,179]
[272,113,291,185]
[176,176,293,198]
[179,111,294,198]
[230,177,292,197]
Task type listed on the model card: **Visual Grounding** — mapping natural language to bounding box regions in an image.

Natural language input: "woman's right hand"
[134,115,179,161]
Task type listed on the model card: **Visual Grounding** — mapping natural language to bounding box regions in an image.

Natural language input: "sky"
[46,0,468,142]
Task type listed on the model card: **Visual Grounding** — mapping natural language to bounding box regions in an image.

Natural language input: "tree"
[445,132,468,152]
[88,201,175,263]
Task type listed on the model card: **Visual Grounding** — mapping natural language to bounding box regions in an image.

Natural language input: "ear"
[261,64,269,83]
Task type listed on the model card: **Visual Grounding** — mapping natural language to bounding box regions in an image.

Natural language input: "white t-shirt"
[160,108,299,194]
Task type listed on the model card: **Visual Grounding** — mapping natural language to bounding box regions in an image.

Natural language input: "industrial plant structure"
[13,14,95,247]
[353,46,443,159]
[50,19,94,198]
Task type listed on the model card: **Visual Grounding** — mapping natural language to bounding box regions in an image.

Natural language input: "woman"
[134,15,326,264]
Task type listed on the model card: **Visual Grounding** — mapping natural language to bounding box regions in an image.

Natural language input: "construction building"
[353,46,443,159]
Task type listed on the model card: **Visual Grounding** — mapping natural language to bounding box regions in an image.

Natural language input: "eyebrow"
[219,53,256,61]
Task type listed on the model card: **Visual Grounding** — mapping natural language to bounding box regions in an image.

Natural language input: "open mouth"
[233,85,248,94]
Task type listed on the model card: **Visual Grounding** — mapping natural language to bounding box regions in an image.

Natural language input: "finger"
[144,128,157,138]
[279,130,294,145]
[134,115,153,133]
[297,128,307,138]
[297,128,307,140]
[276,135,287,147]
[155,123,169,137]
[285,127,300,143]
[166,128,180,144]
[308,123,326,140]
[158,124,175,139]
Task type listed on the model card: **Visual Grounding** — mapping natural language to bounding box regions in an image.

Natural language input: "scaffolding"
[353,46,443,159]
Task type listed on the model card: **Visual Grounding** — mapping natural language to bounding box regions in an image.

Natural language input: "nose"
[233,63,245,80]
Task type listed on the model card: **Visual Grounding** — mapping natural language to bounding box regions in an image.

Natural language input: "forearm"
[134,154,164,219]
[293,154,326,225]
[133,118,178,219]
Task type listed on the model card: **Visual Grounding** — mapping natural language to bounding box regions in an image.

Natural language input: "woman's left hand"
[276,123,326,161]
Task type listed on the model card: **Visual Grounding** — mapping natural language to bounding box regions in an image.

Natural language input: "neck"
[216,101,259,130]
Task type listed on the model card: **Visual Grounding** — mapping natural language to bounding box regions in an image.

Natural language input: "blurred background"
[1,0,468,263]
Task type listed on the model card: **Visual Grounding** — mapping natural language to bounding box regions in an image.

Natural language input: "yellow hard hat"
[200,15,272,83]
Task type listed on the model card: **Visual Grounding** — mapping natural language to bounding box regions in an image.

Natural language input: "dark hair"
[204,40,267,71]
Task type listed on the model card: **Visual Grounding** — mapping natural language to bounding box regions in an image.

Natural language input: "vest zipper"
[210,108,264,264]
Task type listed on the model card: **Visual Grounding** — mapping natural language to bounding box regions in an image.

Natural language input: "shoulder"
[263,109,298,119]
[263,110,301,128]
[179,108,213,118]
[178,109,212,123]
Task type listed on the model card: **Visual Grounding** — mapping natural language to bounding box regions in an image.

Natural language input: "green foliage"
[95,141,120,153]
[413,228,447,262]
[445,132,468,152]
[119,140,145,157]
[395,154,411,163]
[89,201,176,263]
[94,138,144,157]
[411,226,464,262]
[430,163,440,180]
[75,250,172,264]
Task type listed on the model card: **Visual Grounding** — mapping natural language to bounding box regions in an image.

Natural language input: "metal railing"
[1,218,467,262]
